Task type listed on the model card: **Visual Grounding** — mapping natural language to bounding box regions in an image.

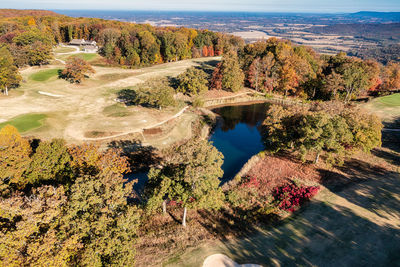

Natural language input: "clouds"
[1,0,399,12]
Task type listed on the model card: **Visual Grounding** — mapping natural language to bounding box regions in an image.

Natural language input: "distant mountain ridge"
[0,9,61,18]
[348,11,400,21]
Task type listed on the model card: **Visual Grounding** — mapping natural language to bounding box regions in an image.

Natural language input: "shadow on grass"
[205,201,400,267]
[172,153,400,266]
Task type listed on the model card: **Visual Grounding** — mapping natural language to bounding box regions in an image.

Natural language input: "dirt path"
[167,163,400,266]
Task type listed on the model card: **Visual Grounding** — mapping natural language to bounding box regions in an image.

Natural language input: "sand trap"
[203,254,262,267]
[38,91,64,97]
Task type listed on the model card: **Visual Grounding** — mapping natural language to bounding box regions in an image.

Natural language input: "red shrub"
[272,182,319,212]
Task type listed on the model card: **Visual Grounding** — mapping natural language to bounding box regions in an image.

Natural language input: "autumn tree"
[118,78,176,109]
[24,139,72,186]
[12,29,53,66]
[58,172,140,266]
[0,186,68,266]
[210,62,223,90]
[146,139,225,227]
[247,52,276,92]
[0,46,21,95]
[61,57,95,83]
[216,50,244,92]
[0,125,31,194]
[263,104,383,164]
[340,60,370,102]
[177,67,209,95]
[381,62,400,91]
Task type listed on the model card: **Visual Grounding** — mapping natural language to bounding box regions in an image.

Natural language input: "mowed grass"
[0,114,47,133]
[30,69,61,82]
[377,93,400,107]
[54,47,76,53]
[69,53,98,61]
[102,103,132,117]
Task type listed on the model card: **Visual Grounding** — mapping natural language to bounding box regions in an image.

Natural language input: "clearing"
[0,57,220,147]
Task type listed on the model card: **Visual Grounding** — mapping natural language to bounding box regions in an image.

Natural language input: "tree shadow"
[215,201,400,267]
[108,139,161,172]
[316,157,400,223]
[196,208,280,241]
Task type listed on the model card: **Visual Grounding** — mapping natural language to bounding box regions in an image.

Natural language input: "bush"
[192,97,204,108]
[177,67,209,95]
[117,78,176,109]
[272,182,320,212]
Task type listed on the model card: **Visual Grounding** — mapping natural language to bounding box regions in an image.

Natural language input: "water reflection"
[210,102,270,183]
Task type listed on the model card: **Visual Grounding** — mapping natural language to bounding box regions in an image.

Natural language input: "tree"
[24,139,72,186]
[61,57,95,83]
[247,53,276,92]
[177,67,209,95]
[262,104,382,165]
[220,50,244,92]
[381,62,400,91]
[0,125,31,194]
[118,79,176,109]
[12,29,53,66]
[0,185,68,266]
[58,172,140,266]
[341,61,370,102]
[0,46,21,95]
[146,139,225,227]
[210,62,223,90]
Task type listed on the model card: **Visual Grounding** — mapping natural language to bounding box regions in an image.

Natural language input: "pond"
[210,102,270,183]
[128,102,270,191]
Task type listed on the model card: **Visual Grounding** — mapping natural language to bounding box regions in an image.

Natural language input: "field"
[0,113,47,133]
[56,53,99,62]
[53,46,77,53]
[30,68,61,82]
[0,57,220,147]
[364,93,400,127]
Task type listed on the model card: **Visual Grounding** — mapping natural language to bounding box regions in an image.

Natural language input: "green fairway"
[69,53,98,61]
[377,93,400,107]
[0,114,47,133]
[54,47,76,53]
[30,69,61,82]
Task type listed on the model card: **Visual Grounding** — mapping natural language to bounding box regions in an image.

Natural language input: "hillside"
[306,23,400,43]
[0,9,60,18]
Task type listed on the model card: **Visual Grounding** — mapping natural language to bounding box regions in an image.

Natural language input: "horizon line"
[3,8,400,14]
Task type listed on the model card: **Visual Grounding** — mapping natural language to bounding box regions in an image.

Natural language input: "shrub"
[272,182,320,212]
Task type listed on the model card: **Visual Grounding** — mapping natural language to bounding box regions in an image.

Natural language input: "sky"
[1,0,400,13]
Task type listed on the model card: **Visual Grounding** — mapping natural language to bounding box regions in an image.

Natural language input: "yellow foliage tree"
[0,125,31,192]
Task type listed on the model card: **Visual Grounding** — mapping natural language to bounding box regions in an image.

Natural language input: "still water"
[129,102,270,190]
[210,102,270,183]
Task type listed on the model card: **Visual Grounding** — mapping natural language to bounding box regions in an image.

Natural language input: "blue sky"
[1,0,400,12]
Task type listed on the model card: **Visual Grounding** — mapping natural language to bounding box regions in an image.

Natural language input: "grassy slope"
[364,93,400,127]
[57,53,98,62]
[30,68,61,82]
[0,114,47,133]
[377,93,400,107]
[166,156,400,267]
[0,57,219,144]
